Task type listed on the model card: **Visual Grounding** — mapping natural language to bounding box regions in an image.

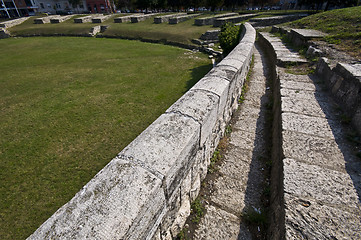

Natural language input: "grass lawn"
[282,6,361,58]
[0,37,212,239]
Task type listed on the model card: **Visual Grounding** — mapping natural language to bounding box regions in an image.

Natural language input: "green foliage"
[208,149,221,173]
[219,22,241,56]
[190,198,205,224]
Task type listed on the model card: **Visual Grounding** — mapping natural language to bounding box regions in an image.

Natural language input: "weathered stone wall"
[168,14,201,24]
[316,58,361,136]
[27,22,256,240]
[213,13,258,27]
[154,13,186,24]
[249,14,308,27]
[194,12,238,26]
[0,17,29,28]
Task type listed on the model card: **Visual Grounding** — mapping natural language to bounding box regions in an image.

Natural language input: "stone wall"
[27,22,256,240]
[0,17,29,28]
[316,58,361,136]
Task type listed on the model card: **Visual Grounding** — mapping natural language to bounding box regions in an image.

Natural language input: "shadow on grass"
[186,63,213,92]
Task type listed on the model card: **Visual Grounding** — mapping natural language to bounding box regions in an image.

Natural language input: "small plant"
[225,125,232,136]
[208,149,221,173]
[219,22,241,56]
[176,227,189,240]
[190,198,205,224]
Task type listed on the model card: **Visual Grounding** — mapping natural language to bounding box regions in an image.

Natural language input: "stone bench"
[50,15,73,24]
[154,13,186,24]
[92,14,113,23]
[0,17,29,28]
[34,15,61,24]
[74,14,103,23]
[131,13,158,23]
[169,13,201,24]
[213,13,258,27]
[249,14,308,27]
[114,13,144,23]
[27,22,256,240]
[194,12,238,26]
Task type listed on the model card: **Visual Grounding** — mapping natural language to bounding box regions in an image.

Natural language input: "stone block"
[281,96,336,119]
[154,13,186,24]
[28,158,166,239]
[194,205,246,239]
[283,158,361,209]
[284,194,361,239]
[119,112,200,199]
[281,112,342,139]
[166,90,219,146]
[168,14,201,24]
[281,130,360,172]
[192,75,230,122]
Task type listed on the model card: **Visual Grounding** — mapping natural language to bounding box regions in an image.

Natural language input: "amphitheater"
[1,11,360,239]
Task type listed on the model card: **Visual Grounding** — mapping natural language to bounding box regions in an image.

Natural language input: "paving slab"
[194,205,249,240]
[284,194,361,240]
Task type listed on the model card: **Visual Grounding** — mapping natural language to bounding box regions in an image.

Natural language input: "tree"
[207,0,224,11]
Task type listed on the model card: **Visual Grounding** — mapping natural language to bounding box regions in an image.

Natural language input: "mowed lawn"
[0,37,212,239]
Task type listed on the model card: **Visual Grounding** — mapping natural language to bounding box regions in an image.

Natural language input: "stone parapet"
[194,12,238,26]
[154,13,186,24]
[213,13,258,27]
[27,22,256,240]
[168,13,201,24]
[249,14,308,27]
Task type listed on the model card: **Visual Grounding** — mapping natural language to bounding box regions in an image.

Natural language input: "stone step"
[258,31,308,66]
[270,60,361,239]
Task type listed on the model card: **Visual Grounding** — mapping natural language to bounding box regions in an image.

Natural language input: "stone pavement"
[193,44,271,239]
[260,31,361,239]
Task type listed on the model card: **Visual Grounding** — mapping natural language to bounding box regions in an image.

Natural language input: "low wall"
[27,22,256,240]
[316,58,361,136]
[169,13,201,24]
[0,17,29,28]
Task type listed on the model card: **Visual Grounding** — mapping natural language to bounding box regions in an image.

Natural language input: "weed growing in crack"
[190,198,205,224]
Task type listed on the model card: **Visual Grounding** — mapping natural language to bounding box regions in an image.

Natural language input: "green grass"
[8,13,217,46]
[283,6,361,58]
[9,15,101,35]
[0,37,212,240]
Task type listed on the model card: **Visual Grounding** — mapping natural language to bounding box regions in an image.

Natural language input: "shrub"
[219,22,241,56]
